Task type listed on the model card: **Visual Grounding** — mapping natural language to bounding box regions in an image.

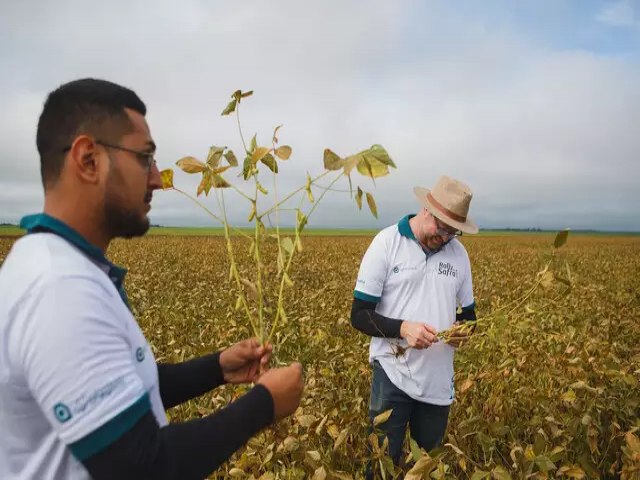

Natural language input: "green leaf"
[554,229,570,248]
[306,174,314,203]
[281,237,295,255]
[367,144,396,168]
[410,439,422,462]
[355,187,363,210]
[224,150,238,167]
[242,156,253,180]
[250,134,257,154]
[534,455,556,473]
[274,145,292,160]
[491,466,512,480]
[297,210,308,233]
[206,146,225,168]
[373,409,392,427]
[176,156,207,174]
[221,99,237,116]
[366,192,378,218]
[356,153,390,179]
[323,148,344,170]
[470,470,490,480]
[160,169,174,189]
[261,153,278,173]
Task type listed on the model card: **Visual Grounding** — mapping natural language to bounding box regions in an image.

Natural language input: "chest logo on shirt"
[136,346,145,362]
[438,262,458,278]
[53,403,73,423]
[392,264,418,274]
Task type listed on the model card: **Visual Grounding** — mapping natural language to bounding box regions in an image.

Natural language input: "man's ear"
[68,135,101,184]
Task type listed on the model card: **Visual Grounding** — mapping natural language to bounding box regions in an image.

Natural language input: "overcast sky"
[1,0,639,231]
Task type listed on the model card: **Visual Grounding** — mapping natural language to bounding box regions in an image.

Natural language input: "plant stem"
[236,103,248,154]
[258,170,332,218]
[253,177,264,343]
[217,189,258,337]
[173,188,253,240]
[266,173,344,344]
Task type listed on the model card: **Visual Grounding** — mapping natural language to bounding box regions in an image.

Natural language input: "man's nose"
[148,162,163,191]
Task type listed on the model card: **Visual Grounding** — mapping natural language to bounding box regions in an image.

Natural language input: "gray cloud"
[1,0,638,231]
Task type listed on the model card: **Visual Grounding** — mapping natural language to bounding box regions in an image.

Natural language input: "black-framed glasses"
[434,216,462,239]
[62,140,157,170]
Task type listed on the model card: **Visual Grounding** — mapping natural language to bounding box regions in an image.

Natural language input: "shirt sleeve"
[353,231,389,303]
[456,249,475,310]
[17,275,150,455]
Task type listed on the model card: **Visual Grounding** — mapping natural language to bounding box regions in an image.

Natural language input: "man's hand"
[400,321,438,349]
[445,321,475,348]
[219,338,272,384]
[258,363,304,420]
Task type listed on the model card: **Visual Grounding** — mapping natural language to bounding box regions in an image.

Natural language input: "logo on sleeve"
[136,346,145,362]
[53,403,72,423]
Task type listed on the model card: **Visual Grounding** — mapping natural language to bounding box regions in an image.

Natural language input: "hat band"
[427,193,466,223]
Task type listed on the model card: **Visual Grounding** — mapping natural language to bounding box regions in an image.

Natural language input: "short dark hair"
[36,78,147,188]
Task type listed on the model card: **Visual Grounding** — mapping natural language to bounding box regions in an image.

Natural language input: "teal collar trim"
[397,213,443,258]
[20,213,129,306]
[21,213,105,262]
[397,214,417,240]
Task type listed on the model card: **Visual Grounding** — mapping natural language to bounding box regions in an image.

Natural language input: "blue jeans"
[368,360,450,466]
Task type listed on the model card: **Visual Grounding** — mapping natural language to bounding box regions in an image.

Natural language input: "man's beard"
[104,181,151,239]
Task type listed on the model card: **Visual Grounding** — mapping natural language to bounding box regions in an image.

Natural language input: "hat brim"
[413,186,479,235]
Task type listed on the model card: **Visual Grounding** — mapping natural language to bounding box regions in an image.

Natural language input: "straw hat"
[413,176,479,234]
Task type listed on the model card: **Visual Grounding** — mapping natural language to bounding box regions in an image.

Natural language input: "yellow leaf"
[176,156,206,173]
[405,454,437,480]
[206,146,225,168]
[557,465,586,479]
[212,174,231,188]
[274,145,292,160]
[229,467,245,477]
[305,450,321,463]
[343,155,359,175]
[251,146,271,163]
[160,169,174,189]
[197,172,212,197]
[311,466,327,480]
[355,187,363,210]
[282,436,299,453]
[333,428,349,450]
[323,148,344,170]
[373,409,392,427]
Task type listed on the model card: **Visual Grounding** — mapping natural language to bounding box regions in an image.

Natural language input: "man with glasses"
[0,78,303,479]
[350,176,479,475]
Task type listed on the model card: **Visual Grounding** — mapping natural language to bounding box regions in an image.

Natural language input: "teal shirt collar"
[19,213,129,303]
[397,214,417,240]
[397,213,443,257]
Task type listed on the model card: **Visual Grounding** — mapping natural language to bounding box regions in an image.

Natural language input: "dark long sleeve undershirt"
[157,352,225,409]
[350,297,477,338]
[82,384,274,480]
[350,298,403,338]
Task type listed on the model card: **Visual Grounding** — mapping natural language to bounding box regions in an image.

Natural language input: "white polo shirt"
[354,215,475,406]
[0,214,167,480]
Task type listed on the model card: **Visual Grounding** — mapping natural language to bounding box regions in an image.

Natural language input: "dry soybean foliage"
[1,233,639,479]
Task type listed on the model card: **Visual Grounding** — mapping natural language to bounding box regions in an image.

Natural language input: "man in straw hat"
[351,175,479,474]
